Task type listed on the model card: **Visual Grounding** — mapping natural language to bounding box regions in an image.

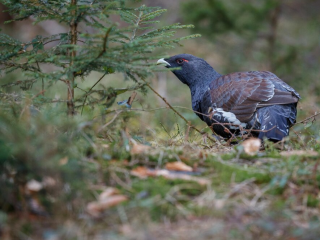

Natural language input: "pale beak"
[157,58,170,66]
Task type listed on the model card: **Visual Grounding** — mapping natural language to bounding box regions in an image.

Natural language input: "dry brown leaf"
[156,170,210,186]
[28,195,48,216]
[98,187,119,201]
[131,167,210,185]
[198,151,204,159]
[87,195,127,217]
[214,199,225,209]
[130,166,156,178]
[280,150,318,157]
[119,224,133,235]
[59,156,68,165]
[42,177,56,188]
[178,155,189,162]
[242,138,261,155]
[130,143,150,155]
[26,179,43,192]
[165,161,193,172]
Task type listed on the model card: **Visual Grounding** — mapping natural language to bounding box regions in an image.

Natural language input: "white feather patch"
[214,108,247,129]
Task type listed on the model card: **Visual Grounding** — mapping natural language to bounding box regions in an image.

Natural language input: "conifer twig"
[130,10,143,42]
[97,26,113,59]
[98,110,123,132]
[80,73,107,115]
[36,62,44,96]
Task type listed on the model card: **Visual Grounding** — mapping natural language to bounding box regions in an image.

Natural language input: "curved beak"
[157,58,170,67]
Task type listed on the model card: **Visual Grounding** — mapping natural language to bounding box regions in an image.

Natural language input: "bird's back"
[199,71,300,140]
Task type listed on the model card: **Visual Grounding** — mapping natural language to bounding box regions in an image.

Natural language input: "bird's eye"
[176,59,184,64]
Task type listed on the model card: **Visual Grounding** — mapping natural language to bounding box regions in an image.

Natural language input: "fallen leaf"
[59,156,68,165]
[156,169,210,186]
[280,150,318,157]
[130,143,150,155]
[198,151,206,159]
[178,155,189,162]
[42,177,56,187]
[87,195,127,217]
[242,138,261,155]
[193,163,198,172]
[26,179,43,192]
[131,166,156,178]
[214,199,225,209]
[119,224,133,235]
[131,167,210,186]
[101,144,109,149]
[28,196,48,216]
[122,159,129,165]
[165,161,193,172]
[99,187,119,201]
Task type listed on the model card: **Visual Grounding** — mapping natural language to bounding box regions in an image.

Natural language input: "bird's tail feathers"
[256,105,296,142]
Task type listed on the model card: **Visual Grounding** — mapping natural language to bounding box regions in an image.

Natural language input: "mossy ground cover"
[0,102,319,240]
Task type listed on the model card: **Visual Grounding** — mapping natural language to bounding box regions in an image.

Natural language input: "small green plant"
[0,0,199,115]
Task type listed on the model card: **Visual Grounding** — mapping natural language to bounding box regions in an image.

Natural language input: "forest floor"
[1,77,320,240]
[2,126,320,240]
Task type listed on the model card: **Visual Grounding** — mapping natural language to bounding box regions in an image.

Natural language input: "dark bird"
[157,54,300,142]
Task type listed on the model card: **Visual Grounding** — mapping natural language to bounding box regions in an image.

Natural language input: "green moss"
[221,152,236,160]
[307,194,319,208]
[129,177,206,220]
[205,156,271,184]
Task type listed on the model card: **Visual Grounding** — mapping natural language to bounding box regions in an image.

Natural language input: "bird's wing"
[205,71,299,122]
[260,71,301,99]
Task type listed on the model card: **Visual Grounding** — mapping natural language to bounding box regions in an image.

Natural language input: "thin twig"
[97,26,113,59]
[79,26,113,115]
[95,106,276,134]
[127,91,137,106]
[139,78,218,144]
[36,62,44,96]
[98,110,123,132]
[32,90,46,99]
[0,79,37,88]
[80,73,107,115]
[130,10,143,42]
[294,112,320,125]
[292,129,307,149]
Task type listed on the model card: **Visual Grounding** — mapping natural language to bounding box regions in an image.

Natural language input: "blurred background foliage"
[1,0,320,239]
[181,0,320,91]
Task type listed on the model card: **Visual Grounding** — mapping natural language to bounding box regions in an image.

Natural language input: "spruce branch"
[80,72,107,115]
[96,26,113,59]
[36,62,44,96]
[78,26,113,115]
[1,1,200,117]
[130,9,143,42]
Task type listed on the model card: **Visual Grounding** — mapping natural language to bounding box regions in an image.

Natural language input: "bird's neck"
[189,70,221,111]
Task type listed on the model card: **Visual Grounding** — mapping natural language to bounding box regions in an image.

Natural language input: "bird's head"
[157,54,218,87]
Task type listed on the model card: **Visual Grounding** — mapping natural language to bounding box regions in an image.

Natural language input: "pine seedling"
[0,0,200,115]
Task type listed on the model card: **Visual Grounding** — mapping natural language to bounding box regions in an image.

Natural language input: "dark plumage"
[157,54,300,142]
